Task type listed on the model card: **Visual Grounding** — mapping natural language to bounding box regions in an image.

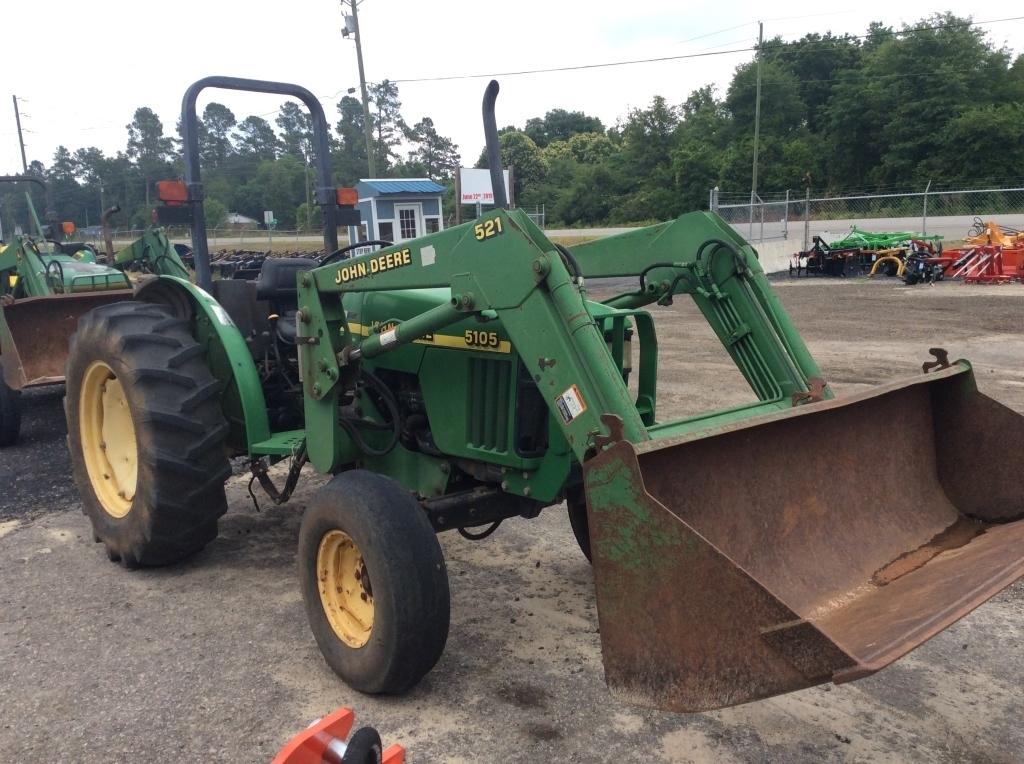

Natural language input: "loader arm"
[296,207,819,471]
[114,227,191,278]
[0,237,54,297]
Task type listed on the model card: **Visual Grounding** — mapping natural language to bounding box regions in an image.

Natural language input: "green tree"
[826,13,1001,187]
[406,117,460,181]
[125,107,176,217]
[276,102,312,159]
[235,155,306,228]
[612,96,680,221]
[670,87,729,210]
[936,103,1024,183]
[369,80,407,172]
[525,109,605,147]
[126,107,174,163]
[762,33,862,133]
[295,201,323,232]
[334,95,369,183]
[234,116,279,161]
[204,198,228,229]
[545,132,616,165]
[476,130,547,203]
[199,103,236,167]
[726,61,806,137]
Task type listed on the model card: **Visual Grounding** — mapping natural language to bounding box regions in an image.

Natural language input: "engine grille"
[467,357,511,452]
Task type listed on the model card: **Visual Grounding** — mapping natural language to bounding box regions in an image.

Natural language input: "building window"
[378,221,394,242]
[398,208,418,239]
[425,217,440,234]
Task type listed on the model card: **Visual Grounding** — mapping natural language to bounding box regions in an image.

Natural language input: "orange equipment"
[273,708,405,764]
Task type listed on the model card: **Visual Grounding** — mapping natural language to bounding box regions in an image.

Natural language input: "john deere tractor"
[0,177,189,446]
[65,77,1024,712]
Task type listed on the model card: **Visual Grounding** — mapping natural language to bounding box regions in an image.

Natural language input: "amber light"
[157,180,189,205]
[337,187,358,206]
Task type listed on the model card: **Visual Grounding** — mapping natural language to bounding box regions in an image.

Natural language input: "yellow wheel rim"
[317,530,374,648]
[79,361,138,519]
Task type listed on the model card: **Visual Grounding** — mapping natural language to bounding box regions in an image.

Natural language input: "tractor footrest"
[251,429,306,456]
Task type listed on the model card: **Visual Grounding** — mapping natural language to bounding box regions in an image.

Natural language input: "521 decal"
[473,217,504,241]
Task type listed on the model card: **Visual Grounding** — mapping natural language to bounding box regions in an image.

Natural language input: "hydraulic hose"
[339,369,401,457]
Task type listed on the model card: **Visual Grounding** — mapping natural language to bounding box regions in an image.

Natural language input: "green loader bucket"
[0,291,132,388]
[584,363,1024,712]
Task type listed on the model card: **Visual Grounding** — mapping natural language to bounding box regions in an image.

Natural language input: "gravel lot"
[1,277,1022,763]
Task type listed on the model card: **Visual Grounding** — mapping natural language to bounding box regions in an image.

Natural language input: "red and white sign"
[459,168,511,205]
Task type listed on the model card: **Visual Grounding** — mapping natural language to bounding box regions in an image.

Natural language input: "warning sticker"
[379,328,398,348]
[555,384,587,425]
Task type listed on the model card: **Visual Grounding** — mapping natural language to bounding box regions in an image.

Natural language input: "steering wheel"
[319,240,393,267]
[44,259,66,293]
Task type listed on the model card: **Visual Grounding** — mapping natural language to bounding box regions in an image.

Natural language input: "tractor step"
[251,429,306,456]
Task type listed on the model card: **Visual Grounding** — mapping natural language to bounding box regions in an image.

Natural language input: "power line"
[672,22,755,47]
[391,46,756,84]
[391,13,1024,85]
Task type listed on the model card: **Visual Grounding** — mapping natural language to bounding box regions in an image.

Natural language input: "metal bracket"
[791,377,826,407]
[247,443,308,511]
[593,413,626,451]
[922,347,950,374]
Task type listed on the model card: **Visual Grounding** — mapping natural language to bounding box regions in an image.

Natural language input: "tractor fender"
[136,276,270,453]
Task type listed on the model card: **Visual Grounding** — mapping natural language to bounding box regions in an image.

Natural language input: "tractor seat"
[255,258,316,345]
[255,257,316,307]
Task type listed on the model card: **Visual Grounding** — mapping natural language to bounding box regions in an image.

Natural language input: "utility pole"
[12,95,28,173]
[749,21,763,239]
[304,151,312,231]
[345,0,376,178]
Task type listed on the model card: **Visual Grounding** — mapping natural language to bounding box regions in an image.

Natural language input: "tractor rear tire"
[298,470,450,695]
[566,487,592,563]
[0,377,21,447]
[65,301,231,567]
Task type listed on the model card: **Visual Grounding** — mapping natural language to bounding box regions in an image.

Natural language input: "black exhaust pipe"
[101,205,121,261]
[482,80,507,210]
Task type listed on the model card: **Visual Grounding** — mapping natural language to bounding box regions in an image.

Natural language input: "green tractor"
[65,78,1024,712]
[0,176,189,446]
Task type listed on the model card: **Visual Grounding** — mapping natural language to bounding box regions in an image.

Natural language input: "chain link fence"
[710,186,1024,248]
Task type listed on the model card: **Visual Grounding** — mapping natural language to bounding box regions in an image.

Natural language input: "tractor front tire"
[566,487,592,563]
[65,301,231,567]
[299,471,450,694]
[0,377,21,447]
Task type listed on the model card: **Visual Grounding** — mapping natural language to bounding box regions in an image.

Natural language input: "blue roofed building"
[347,178,446,248]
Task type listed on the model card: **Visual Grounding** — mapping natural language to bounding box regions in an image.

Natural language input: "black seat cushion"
[255,257,315,304]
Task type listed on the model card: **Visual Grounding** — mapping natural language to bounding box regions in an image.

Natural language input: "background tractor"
[0,176,189,446]
[65,77,1024,713]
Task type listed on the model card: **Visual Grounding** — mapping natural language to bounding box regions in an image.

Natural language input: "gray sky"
[3,0,1022,175]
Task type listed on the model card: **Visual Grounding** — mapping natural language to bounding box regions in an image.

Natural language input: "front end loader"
[64,78,1024,713]
[0,178,190,446]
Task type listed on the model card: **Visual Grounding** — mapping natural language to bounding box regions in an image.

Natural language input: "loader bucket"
[0,291,132,389]
[584,362,1024,712]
